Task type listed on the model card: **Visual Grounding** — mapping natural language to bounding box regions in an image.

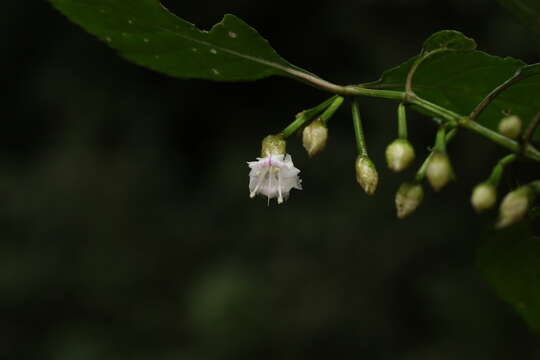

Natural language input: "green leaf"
[498,0,540,41]
[478,223,540,332]
[421,30,477,53]
[366,30,540,141]
[49,0,312,81]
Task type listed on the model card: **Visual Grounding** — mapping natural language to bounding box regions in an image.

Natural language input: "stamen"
[267,166,273,206]
[250,166,269,198]
[277,172,283,204]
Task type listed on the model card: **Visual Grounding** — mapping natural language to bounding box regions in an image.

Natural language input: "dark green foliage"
[367,30,540,140]
[479,223,540,332]
[49,0,309,81]
[422,30,477,53]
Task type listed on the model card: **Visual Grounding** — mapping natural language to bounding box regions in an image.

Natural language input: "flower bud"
[471,182,497,213]
[385,139,416,172]
[355,155,378,195]
[426,152,454,191]
[496,186,533,228]
[395,182,424,219]
[302,118,328,157]
[498,115,522,139]
[261,135,286,157]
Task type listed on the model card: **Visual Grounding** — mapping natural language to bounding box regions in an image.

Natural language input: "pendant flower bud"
[471,182,497,213]
[302,118,328,157]
[385,139,415,172]
[496,186,534,228]
[395,182,424,219]
[498,115,522,139]
[426,152,454,191]
[355,155,378,195]
[247,154,302,204]
[261,134,286,157]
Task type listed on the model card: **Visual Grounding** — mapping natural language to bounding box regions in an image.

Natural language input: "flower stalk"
[280,96,339,139]
[351,99,368,157]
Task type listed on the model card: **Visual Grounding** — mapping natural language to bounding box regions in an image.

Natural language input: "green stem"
[320,96,344,123]
[415,152,433,182]
[397,103,408,139]
[522,111,540,144]
[469,70,522,121]
[459,118,540,161]
[405,49,446,99]
[278,71,540,163]
[487,154,516,186]
[434,126,448,153]
[280,96,338,138]
[351,99,368,156]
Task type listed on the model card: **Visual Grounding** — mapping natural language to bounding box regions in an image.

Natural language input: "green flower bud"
[395,182,424,219]
[426,152,454,191]
[355,155,378,195]
[302,118,328,157]
[496,186,534,228]
[498,115,522,139]
[385,139,416,172]
[261,135,286,157]
[471,182,497,213]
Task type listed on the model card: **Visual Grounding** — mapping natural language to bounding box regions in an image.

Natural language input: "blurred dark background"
[2,0,540,359]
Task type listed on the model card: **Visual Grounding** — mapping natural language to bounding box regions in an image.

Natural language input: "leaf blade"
[49,0,311,81]
[365,31,540,141]
[478,223,540,333]
[422,30,477,53]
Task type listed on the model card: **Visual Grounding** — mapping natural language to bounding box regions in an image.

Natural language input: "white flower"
[247,154,302,204]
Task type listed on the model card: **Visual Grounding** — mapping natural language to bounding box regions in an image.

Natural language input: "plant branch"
[404,49,445,101]
[488,154,516,186]
[279,70,540,162]
[280,96,338,138]
[469,69,522,121]
[522,111,540,144]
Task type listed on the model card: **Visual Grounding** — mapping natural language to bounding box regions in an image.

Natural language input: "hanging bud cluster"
[467,154,540,229]
[247,96,343,204]
[246,95,538,229]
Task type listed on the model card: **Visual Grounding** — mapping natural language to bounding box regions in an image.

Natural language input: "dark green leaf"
[422,30,476,53]
[478,223,540,332]
[498,0,540,41]
[49,0,311,81]
[366,31,540,141]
